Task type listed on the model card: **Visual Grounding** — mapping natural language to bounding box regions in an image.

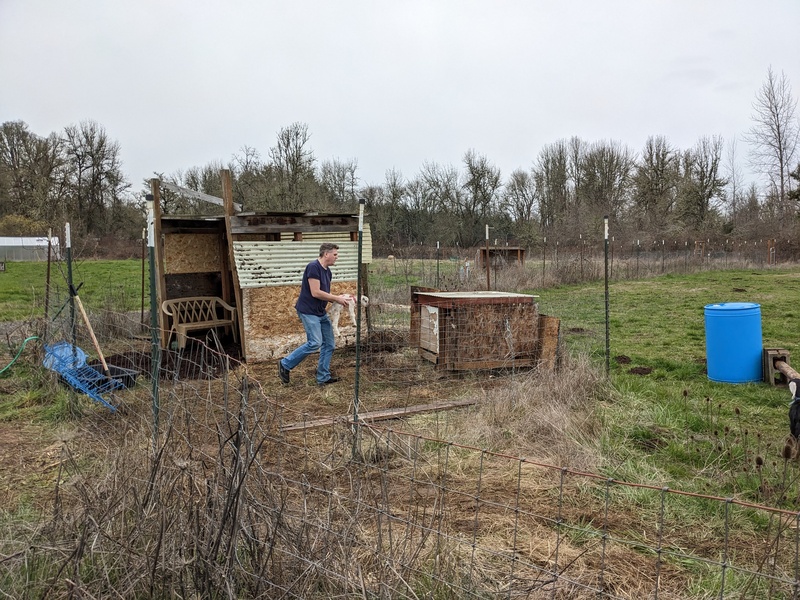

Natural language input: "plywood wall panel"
[164,234,221,274]
[242,282,359,362]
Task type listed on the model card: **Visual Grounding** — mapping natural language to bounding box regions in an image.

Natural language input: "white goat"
[330,294,369,337]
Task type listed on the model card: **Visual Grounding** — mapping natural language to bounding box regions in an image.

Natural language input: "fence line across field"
[5,301,798,597]
[3,232,800,597]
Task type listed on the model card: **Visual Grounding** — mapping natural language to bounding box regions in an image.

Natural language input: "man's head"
[318,243,340,267]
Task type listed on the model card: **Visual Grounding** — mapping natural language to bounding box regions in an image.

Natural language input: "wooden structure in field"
[410,287,560,371]
[149,171,372,362]
[478,245,526,269]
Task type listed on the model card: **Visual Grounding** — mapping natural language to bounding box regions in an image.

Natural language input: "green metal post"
[604,216,610,376]
[65,223,76,352]
[436,241,440,288]
[353,198,366,459]
[146,196,161,455]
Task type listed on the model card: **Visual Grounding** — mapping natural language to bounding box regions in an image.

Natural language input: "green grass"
[0,259,147,321]
[2,261,800,596]
[2,262,800,505]
[538,267,800,505]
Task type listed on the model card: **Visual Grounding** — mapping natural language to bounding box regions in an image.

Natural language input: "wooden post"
[150,179,169,347]
[221,169,246,361]
[74,294,110,376]
[777,360,800,381]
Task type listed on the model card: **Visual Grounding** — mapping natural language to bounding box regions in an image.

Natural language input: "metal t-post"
[604,217,610,376]
[541,236,546,286]
[44,228,52,343]
[436,241,440,288]
[485,224,491,291]
[146,196,161,456]
[353,198,366,459]
[65,223,76,354]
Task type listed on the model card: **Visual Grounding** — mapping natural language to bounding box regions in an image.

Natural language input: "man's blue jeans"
[280,311,335,384]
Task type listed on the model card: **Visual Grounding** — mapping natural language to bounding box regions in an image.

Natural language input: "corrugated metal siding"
[279,225,373,259]
[234,241,367,288]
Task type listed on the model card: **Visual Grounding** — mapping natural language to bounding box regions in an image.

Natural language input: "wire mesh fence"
[1,240,800,597]
[4,333,800,598]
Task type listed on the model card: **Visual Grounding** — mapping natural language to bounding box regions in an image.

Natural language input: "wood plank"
[418,347,438,364]
[538,314,561,370]
[776,360,800,381]
[161,181,242,212]
[221,170,247,361]
[280,399,475,432]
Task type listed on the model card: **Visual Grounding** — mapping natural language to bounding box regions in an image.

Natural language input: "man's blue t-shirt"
[295,259,332,316]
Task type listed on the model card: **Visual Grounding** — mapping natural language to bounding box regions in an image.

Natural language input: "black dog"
[789,378,800,439]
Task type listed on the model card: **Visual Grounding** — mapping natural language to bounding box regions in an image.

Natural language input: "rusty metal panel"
[279,225,373,260]
[233,241,363,288]
[414,290,538,305]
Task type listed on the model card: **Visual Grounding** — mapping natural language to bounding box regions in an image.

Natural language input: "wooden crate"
[411,288,558,371]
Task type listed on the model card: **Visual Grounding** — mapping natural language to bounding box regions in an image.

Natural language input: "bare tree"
[419,161,460,213]
[404,174,439,245]
[269,122,316,210]
[631,135,679,229]
[62,120,129,235]
[576,140,635,221]
[320,157,359,208]
[376,168,408,247]
[678,136,727,228]
[232,145,269,210]
[0,121,66,225]
[567,136,587,217]
[502,168,538,245]
[460,149,502,245]
[746,67,799,209]
[724,136,745,226]
[532,140,570,232]
[503,168,537,223]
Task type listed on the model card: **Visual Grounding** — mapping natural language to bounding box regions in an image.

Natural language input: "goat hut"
[411,289,556,371]
[149,173,372,363]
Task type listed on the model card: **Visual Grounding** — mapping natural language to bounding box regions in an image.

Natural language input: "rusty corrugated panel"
[233,241,362,288]
[279,225,373,260]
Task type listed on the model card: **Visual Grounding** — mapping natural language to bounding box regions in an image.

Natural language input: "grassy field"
[537,268,800,503]
[1,260,798,503]
[0,259,146,322]
[2,260,800,596]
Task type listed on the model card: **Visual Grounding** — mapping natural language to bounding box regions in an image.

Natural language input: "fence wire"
[5,347,800,598]
[1,243,799,598]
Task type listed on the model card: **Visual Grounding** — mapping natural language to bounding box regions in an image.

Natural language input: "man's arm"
[309,278,349,305]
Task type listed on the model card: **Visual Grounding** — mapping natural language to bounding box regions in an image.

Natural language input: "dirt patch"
[568,327,591,334]
[614,355,631,364]
[629,366,652,376]
[88,337,243,382]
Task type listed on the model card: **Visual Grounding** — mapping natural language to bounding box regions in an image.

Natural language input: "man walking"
[279,243,350,386]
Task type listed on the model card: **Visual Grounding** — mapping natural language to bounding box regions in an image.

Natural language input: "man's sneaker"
[278,362,290,384]
[317,376,341,387]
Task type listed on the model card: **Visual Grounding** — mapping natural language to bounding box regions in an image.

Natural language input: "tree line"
[1,68,797,253]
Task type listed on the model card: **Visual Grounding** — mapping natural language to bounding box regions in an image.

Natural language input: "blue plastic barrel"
[704,302,763,383]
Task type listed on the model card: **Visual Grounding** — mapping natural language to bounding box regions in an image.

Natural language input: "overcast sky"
[1,0,798,195]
